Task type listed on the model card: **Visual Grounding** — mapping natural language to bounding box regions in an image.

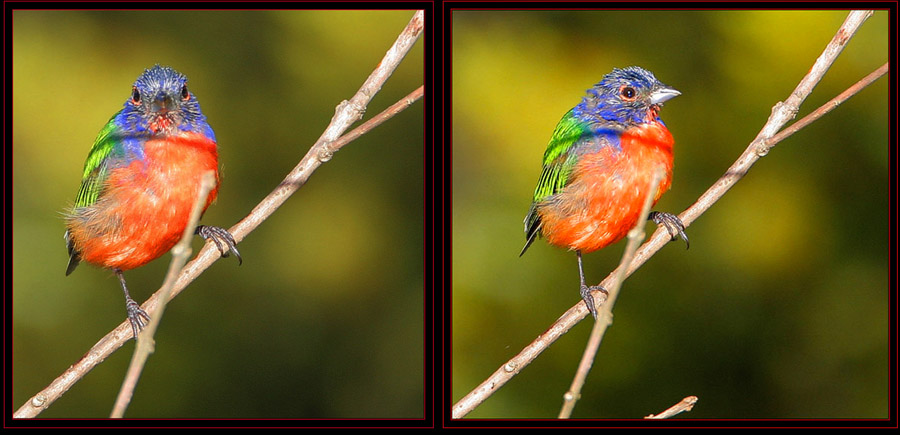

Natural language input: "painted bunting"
[64,65,241,339]
[520,66,688,318]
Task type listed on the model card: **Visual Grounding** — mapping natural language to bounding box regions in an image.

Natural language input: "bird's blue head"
[573,66,679,128]
[116,65,215,139]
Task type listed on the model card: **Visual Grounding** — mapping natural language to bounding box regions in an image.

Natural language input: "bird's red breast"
[536,120,674,253]
[66,132,219,271]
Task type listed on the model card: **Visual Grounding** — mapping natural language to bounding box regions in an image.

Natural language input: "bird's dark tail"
[520,205,542,257]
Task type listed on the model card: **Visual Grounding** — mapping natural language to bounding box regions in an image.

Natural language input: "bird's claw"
[196,225,242,265]
[125,298,151,339]
[649,211,689,249]
[580,284,608,319]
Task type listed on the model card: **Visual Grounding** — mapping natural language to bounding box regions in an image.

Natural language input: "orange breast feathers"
[68,132,220,271]
[536,121,675,253]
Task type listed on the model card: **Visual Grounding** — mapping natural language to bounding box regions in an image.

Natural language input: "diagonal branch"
[15,10,424,419]
[452,9,878,419]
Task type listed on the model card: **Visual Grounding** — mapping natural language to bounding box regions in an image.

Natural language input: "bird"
[64,65,241,339]
[520,66,688,319]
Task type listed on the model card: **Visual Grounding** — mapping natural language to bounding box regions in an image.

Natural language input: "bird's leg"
[195,225,242,265]
[577,250,607,319]
[115,269,150,339]
[649,211,689,249]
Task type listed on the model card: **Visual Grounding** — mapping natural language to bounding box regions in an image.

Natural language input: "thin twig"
[110,171,217,418]
[559,167,666,418]
[452,10,876,419]
[14,10,424,419]
[645,396,699,419]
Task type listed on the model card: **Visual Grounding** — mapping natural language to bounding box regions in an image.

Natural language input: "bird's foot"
[196,225,242,265]
[125,298,151,339]
[580,284,608,319]
[649,211,689,249]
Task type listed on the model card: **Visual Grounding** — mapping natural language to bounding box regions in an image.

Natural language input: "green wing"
[66,114,120,275]
[532,110,587,202]
[73,115,119,208]
[520,110,589,256]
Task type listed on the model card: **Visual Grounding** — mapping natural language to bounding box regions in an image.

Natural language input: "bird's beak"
[650,87,681,105]
[151,93,176,113]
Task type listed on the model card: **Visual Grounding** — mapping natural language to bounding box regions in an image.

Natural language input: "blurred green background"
[13,11,423,417]
[452,10,887,418]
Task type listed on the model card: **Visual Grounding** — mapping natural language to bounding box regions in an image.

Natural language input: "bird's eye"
[181,85,190,101]
[619,86,637,101]
[131,87,141,104]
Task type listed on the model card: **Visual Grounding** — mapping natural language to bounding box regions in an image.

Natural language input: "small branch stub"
[755,139,771,157]
[645,395,699,419]
[318,145,334,162]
